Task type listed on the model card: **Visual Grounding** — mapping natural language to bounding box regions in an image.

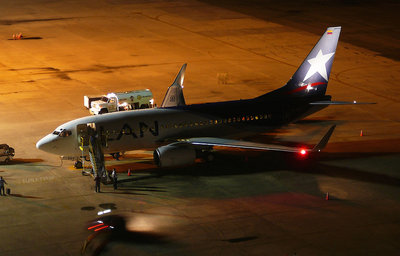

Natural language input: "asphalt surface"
[0,0,399,255]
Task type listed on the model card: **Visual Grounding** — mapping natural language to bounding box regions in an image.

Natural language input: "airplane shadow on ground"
[105,190,149,196]
[4,158,64,168]
[112,181,168,194]
[192,152,400,188]
[9,194,43,199]
[116,186,167,193]
[117,150,400,188]
[5,158,44,165]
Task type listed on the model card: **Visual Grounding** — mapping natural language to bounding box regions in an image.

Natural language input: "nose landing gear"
[74,160,83,169]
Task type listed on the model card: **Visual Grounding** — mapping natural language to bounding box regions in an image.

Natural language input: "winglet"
[312,125,336,152]
[161,64,187,108]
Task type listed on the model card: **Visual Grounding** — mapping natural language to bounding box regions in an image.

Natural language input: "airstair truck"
[84,89,154,115]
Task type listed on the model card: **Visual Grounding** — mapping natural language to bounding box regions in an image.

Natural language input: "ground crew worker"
[111,169,117,190]
[94,175,101,193]
[0,176,7,196]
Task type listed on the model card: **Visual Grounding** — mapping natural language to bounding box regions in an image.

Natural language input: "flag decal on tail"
[286,82,327,95]
[327,30,333,34]
[303,49,335,82]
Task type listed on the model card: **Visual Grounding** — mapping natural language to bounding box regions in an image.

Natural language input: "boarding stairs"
[77,124,108,183]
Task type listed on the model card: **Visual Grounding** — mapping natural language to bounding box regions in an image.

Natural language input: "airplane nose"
[36,134,55,151]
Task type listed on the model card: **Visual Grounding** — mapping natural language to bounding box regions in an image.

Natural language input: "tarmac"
[0,0,399,255]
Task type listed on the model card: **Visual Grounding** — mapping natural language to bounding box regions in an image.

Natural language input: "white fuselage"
[36,107,251,158]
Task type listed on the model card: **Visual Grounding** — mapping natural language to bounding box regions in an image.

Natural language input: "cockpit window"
[58,129,72,137]
[52,131,60,135]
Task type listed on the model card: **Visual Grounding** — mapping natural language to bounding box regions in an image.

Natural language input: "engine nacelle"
[153,144,196,168]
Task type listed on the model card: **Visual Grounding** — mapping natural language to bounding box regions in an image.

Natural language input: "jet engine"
[153,144,196,168]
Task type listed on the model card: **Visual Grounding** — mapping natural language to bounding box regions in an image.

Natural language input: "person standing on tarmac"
[0,176,7,196]
[94,175,101,193]
[111,169,118,190]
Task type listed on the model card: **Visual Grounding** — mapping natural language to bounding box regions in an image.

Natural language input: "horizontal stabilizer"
[310,101,376,105]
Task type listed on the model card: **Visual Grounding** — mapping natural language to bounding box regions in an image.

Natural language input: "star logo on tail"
[303,49,335,82]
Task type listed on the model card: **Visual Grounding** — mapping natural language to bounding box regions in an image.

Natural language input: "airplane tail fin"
[161,64,187,108]
[260,27,341,99]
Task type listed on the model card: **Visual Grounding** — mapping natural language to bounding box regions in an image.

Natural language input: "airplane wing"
[180,125,336,154]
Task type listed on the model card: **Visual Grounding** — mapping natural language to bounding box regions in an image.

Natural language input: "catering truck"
[84,89,154,115]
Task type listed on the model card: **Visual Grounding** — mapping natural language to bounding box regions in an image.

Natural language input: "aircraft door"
[77,123,90,150]
[76,123,108,150]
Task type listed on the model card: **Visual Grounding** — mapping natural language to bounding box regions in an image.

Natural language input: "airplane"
[36,26,367,168]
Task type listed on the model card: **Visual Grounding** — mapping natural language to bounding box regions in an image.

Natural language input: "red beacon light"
[299,149,307,155]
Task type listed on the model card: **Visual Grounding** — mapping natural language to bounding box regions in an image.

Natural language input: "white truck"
[84,89,154,115]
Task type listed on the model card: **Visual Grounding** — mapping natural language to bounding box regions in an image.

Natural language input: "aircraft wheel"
[206,152,214,162]
[74,161,83,169]
[111,152,121,160]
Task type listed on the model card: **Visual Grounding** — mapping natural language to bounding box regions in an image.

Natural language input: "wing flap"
[186,137,301,152]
